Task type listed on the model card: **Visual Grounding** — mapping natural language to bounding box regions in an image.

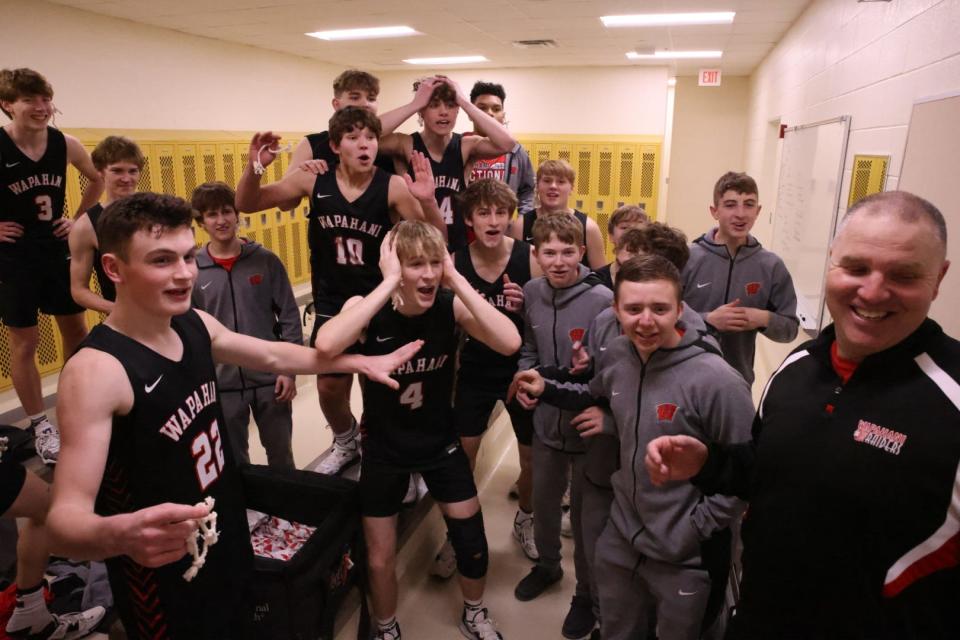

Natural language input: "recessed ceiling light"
[403,55,488,65]
[602,12,735,27]
[306,26,418,41]
[627,50,723,60]
[667,78,677,86]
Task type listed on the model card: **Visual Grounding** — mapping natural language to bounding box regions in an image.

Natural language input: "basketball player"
[45,193,423,639]
[69,135,144,313]
[451,179,540,565]
[509,159,607,270]
[466,81,535,215]
[379,76,517,254]
[0,67,104,464]
[313,220,521,640]
[236,107,445,475]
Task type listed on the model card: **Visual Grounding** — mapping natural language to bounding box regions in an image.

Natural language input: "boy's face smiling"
[102,161,141,201]
[107,225,198,317]
[615,279,682,361]
[400,252,443,313]
[535,235,584,288]
[710,189,761,246]
[200,205,239,245]
[3,94,54,132]
[333,89,378,114]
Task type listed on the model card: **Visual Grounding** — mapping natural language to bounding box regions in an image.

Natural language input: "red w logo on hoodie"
[657,403,678,422]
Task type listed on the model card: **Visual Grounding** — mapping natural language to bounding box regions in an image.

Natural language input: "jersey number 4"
[192,420,225,491]
[439,196,454,225]
[399,381,424,410]
[335,236,364,266]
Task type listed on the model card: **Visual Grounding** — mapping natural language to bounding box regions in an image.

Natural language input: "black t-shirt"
[454,239,530,381]
[307,168,393,304]
[521,209,591,267]
[0,126,69,272]
[82,310,252,639]
[359,289,460,469]
[410,132,467,254]
[85,203,116,302]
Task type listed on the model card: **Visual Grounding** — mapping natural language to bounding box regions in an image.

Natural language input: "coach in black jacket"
[645,190,958,639]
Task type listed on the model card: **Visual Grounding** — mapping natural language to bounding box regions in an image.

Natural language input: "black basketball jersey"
[360,289,460,469]
[0,126,69,269]
[455,239,530,380]
[82,310,252,640]
[307,168,393,304]
[521,209,591,267]
[306,130,395,174]
[85,203,116,302]
[410,132,467,254]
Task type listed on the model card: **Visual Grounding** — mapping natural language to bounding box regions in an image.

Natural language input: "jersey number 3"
[192,420,225,491]
[35,195,54,221]
[335,236,364,266]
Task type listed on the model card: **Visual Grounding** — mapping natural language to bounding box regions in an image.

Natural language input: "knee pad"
[444,511,488,579]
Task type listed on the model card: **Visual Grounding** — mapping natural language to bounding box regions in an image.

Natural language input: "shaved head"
[836,191,947,258]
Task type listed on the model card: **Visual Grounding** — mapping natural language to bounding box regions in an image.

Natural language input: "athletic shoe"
[514,565,563,601]
[561,595,596,639]
[513,511,539,561]
[507,482,519,500]
[560,506,573,538]
[374,620,401,640]
[32,419,60,465]
[6,605,106,640]
[430,537,457,579]
[459,606,503,640]
[316,432,360,475]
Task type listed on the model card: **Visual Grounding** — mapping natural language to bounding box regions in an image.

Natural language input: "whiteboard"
[771,116,851,333]
[899,92,960,339]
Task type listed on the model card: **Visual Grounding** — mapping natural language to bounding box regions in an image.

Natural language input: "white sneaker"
[513,511,539,561]
[560,506,573,538]
[316,432,360,475]
[374,620,401,640]
[32,419,60,465]
[6,605,106,640]
[459,607,503,640]
[430,537,457,579]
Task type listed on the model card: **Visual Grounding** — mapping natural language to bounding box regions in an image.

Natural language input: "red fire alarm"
[779,124,788,138]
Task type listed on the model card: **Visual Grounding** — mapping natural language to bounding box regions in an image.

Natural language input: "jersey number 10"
[335,236,364,266]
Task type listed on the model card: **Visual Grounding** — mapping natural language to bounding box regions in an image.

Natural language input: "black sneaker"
[561,595,596,639]
[514,565,563,601]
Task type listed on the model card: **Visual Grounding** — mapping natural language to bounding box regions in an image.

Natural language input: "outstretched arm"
[449,253,522,356]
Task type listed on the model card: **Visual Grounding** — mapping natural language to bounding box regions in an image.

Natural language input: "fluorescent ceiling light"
[602,12,735,27]
[306,26,418,41]
[667,77,677,86]
[403,55,488,65]
[627,50,723,60]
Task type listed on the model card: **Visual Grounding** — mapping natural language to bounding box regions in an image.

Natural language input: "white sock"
[334,419,359,445]
[6,583,53,634]
[28,413,48,427]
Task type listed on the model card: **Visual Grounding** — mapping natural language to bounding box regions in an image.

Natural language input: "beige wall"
[744,0,960,381]
[663,76,750,241]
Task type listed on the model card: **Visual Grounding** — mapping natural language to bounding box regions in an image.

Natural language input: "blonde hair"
[536,159,575,184]
[393,220,447,263]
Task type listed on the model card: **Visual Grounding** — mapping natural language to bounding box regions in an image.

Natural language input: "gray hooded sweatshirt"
[542,327,753,567]
[518,264,613,452]
[192,241,303,392]
[681,229,799,384]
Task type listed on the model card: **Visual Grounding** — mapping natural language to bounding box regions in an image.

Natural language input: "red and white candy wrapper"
[250,516,317,562]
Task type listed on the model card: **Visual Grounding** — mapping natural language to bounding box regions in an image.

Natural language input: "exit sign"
[699,69,722,86]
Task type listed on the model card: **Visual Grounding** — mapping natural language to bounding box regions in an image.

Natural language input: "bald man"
[645,191,957,639]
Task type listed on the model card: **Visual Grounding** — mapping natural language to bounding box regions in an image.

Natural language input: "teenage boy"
[681,171,799,384]
[69,135,144,314]
[466,81,535,215]
[510,160,607,270]
[592,204,648,289]
[313,220,521,640]
[450,178,541,567]
[0,67,103,464]
[511,215,612,632]
[2,462,105,638]
[46,192,422,640]
[236,107,444,475]
[191,181,301,469]
[379,76,518,254]
[516,254,754,640]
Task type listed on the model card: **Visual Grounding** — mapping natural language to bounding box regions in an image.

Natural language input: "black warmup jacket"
[694,319,960,639]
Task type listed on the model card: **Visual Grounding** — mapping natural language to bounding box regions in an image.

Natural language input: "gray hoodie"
[681,229,799,384]
[519,264,613,452]
[192,241,303,392]
[542,327,753,567]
